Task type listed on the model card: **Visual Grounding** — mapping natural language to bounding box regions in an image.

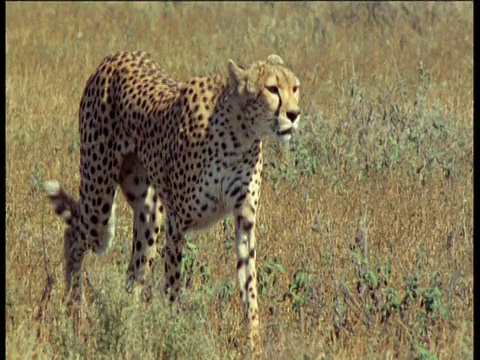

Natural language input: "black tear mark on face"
[274,90,282,118]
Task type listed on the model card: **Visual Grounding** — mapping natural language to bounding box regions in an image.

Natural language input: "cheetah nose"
[286,110,301,122]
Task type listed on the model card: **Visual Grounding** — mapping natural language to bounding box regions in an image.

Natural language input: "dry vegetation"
[6,2,472,359]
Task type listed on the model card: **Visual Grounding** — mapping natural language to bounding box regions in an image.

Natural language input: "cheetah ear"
[266,54,284,65]
[228,59,247,95]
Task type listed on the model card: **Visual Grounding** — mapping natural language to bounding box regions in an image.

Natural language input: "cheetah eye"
[266,86,279,95]
[293,85,299,93]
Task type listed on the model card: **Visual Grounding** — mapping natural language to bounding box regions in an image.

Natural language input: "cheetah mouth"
[275,127,294,142]
[272,121,294,141]
[277,128,293,137]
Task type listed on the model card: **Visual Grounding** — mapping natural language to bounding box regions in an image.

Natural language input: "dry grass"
[6,2,472,359]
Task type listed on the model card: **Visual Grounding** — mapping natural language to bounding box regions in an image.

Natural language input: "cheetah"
[45,51,301,343]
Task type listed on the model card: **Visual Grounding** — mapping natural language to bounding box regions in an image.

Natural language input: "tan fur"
[46,51,301,346]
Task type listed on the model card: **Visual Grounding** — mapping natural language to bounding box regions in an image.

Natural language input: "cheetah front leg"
[234,199,260,346]
[163,217,185,303]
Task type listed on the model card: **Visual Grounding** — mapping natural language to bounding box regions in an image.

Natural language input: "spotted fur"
[45,51,301,344]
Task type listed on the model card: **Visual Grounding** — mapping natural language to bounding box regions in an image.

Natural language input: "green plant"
[283,268,314,312]
[182,240,196,283]
[257,256,285,299]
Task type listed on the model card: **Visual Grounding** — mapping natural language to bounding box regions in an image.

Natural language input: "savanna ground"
[6,2,473,359]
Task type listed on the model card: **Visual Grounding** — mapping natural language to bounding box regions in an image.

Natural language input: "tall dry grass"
[6,2,472,359]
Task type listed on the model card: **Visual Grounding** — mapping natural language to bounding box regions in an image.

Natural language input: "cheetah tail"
[44,180,79,226]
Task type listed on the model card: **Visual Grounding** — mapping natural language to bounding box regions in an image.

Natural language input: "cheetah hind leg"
[119,153,163,302]
[90,201,116,254]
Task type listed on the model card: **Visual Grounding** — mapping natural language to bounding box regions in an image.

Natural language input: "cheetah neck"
[209,79,260,151]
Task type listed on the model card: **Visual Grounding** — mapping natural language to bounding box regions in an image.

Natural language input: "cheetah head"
[229,55,301,142]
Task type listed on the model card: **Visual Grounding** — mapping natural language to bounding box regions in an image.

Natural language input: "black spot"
[243,221,254,232]
[237,259,244,270]
[101,203,110,214]
[136,241,142,251]
[126,193,136,203]
[90,229,98,238]
[230,187,241,197]
[236,193,247,204]
[90,215,99,224]
[236,215,245,226]
[169,252,176,266]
